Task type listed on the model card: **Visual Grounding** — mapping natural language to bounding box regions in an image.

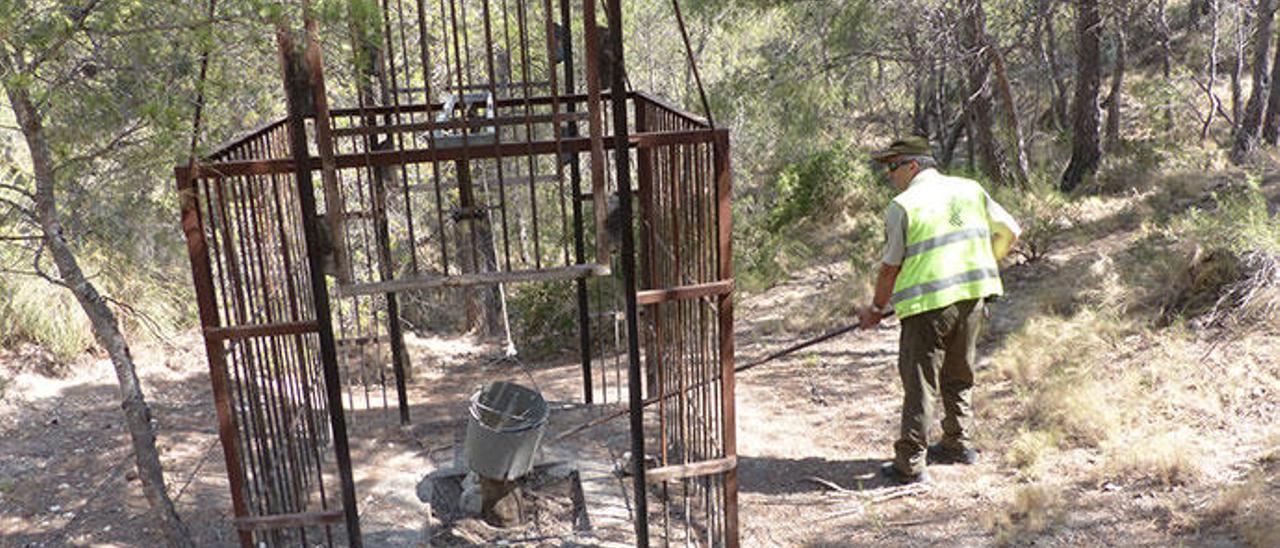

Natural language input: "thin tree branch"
[89,15,243,38]
[31,238,68,289]
[25,0,106,73]
[53,122,146,173]
[102,294,175,345]
[0,182,35,199]
[0,196,37,222]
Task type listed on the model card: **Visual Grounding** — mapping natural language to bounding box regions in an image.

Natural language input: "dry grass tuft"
[1204,471,1280,548]
[991,310,1125,387]
[1029,380,1120,448]
[1211,250,1280,329]
[983,483,1065,546]
[1102,430,1203,487]
[1007,429,1060,473]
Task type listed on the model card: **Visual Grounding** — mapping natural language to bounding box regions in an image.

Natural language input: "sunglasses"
[886,159,911,172]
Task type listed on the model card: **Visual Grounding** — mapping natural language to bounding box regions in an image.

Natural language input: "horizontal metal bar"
[578,187,637,202]
[233,509,345,531]
[336,335,391,346]
[444,81,552,91]
[330,112,588,138]
[645,456,737,484]
[636,279,734,305]
[205,119,287,160]
[326,92,623,119]
[336,263,612,297]
[204,321,318,342]
[196,92,708,164]
[180,128,728,179]
[396,174,560,193]
[632,90,712,129]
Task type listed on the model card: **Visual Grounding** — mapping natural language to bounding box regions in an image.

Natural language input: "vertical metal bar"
[415,0,452,276]
[178,169,255,548]
[351,4,413,425]
[560,0,594,405]
[209,174,269,525]
[480,0,515,272]
[278,23,364,546]
[582,0,610,262]
[244,141,308,517]
[514,0,543,268]
[601,1,649,545]
[266,158,331,514]
[715,130,738,547]
[379,0,424,277]
[636,100,660,402]
[542,0,570,265]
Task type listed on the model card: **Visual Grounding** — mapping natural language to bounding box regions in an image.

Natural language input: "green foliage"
[1173,178,1280,255]
[735,144,889,290]
[0,275,93,364]
[508,281,578,358]
[988,175,1076,263]
[766,145,857,232]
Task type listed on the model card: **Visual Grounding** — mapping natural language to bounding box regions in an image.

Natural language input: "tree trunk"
[1232,3,1248,130]
[1203,0,1222,141]
[6,80,192,547]
[1061,0,1103,192]
[1157,0,1174,135]
[1190,0,1210,27]
[1037,0,1070,132]
[1231,0,1276,163]
[1263,24,1280,143]
[959,0,1008,186]
[1105,0,1129,151]
[988,37,1031,186]
[1045,5,1070,130]
[939,112,969,169]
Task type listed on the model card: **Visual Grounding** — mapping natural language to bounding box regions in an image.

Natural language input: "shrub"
[0,275,93,366]
[1102,429,1203,487]
[507,280,578,358]
[983,483,1065,546]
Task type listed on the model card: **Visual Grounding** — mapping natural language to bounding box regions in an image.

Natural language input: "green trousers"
[893,298,983,476]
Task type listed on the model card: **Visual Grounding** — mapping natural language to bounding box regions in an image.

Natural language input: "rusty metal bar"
[279,19,362,544]
[582,0,610,263]
[715,130,738,548]
[181,128,727,179]
[235,509,345,531]
[559,0,595,406]
[635,280,732,306]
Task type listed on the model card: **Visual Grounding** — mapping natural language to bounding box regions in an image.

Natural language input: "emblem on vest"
[948,201,964,228]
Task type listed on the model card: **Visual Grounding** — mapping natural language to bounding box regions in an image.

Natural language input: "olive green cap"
[871,135,934,163]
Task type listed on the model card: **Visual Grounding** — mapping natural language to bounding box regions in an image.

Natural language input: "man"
[859,136,1021,484]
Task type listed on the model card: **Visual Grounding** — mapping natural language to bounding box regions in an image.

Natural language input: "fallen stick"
[804,475,857,494]
[871,484,929,504]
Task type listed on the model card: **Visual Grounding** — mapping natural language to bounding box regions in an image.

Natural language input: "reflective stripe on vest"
[890,170,1003,319]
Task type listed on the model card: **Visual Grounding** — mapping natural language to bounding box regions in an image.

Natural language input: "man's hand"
[858,305,883,330]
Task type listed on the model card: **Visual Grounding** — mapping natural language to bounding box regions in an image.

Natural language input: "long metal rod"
[715,131,738,547]
[553,317,884,442]
[279,21,363,546]
[181,128,727,179]
[560,0,595,405]
[601,0,650,544]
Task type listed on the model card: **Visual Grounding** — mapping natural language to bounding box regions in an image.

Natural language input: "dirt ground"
[2,209,1278,546]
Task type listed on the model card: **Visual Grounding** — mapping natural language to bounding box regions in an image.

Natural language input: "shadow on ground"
[737,455,898,495]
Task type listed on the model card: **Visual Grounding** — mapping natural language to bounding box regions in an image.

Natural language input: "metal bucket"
[463,381,549,481]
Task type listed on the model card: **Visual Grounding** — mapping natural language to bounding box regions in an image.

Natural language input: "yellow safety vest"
[890,171,1003,318]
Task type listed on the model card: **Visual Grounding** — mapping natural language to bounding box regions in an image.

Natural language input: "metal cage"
[176,0,737,545]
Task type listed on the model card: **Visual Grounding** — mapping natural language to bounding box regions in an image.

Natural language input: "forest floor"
[1,174,1278,547]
